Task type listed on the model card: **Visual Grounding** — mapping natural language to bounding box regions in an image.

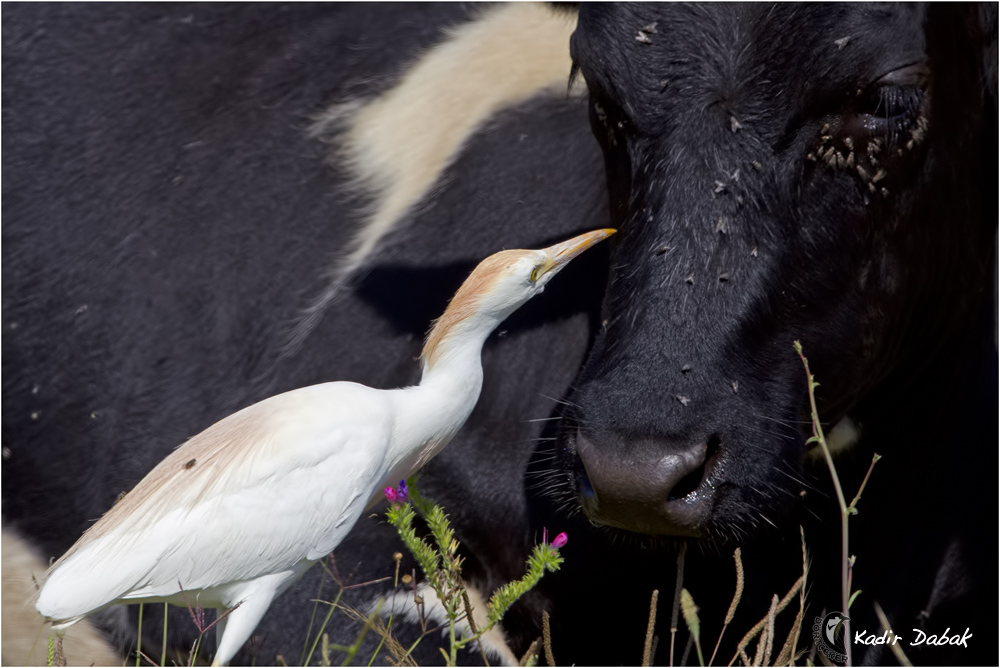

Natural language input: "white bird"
[35,228,615,666]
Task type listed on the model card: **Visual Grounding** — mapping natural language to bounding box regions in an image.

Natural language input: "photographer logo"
[813,612,850,664]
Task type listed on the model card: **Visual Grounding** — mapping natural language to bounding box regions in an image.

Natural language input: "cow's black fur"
[554,3,997,665]
[3,3,995,666]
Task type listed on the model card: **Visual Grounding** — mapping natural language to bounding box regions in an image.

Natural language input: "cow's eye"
[856,64,928,137]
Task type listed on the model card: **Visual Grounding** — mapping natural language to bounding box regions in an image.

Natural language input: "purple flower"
[397,480,408,503]
[551,532,568,549]
[385,486,397,503]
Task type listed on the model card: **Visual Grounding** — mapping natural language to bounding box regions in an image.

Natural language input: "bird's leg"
[209,568,307,667]
[213,609,228,663]
[209,592,273,667]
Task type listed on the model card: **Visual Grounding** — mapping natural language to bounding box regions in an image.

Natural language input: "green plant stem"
[849,454,882,512]
[669,543,687,666]
[449,594,459,666]
[26,622,45,666]
[137,603,144,667]
[190,633,202,666]
[303,590,343,666]
[874,602,912,667]
[367,554,404,667]
[162,602,169,667]
[339,603,378,667]
[301,567,327,665]
[795,341,852,666]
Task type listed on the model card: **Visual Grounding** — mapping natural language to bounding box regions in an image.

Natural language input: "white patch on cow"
[2,528,123,666]
[292,3,582,348]
[808,416,860,460]
[370,581,518,665]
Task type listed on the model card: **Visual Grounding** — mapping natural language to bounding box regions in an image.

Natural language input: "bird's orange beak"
[542,228,617,274]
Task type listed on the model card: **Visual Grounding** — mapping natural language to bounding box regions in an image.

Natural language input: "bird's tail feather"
[34,538,155,623]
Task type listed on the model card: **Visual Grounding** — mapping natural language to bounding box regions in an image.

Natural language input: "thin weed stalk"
[302,589,344,666]
[137,603,144,667]
[873,602,912,667]
[27,616,46,665]
[795,341,881,667]
[162,603,168,667]
[366,555,405,667]
[669,543,687,666]
[300,566,328,665]
[795,341,852,666]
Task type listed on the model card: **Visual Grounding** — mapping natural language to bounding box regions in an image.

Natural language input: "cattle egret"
[34,228,615,666]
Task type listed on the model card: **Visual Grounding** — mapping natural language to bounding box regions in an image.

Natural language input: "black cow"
[2,3,995,666]
[552,4,997,666]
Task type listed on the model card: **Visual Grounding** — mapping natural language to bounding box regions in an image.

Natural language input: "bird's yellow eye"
[530,266,541,282]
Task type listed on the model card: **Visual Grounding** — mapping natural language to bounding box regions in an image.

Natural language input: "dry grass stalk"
[709,547,744,666]
[519,637,541,667]
[753,625,767,665]
[760,594,779,666]
[726,548,745,626]
[461,590,490,667]
[680,635,693,666]
[874,602,913,667]
[338,602,418,667]
[774,527,810,666]
[729,575,804,666]
[774,606,804,666]
[642,589,660,666]
[542,610,555,667]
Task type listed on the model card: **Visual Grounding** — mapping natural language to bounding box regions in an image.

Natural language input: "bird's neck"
[384,315,497,482]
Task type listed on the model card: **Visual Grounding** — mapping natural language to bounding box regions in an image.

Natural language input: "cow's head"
[556,4,995,540]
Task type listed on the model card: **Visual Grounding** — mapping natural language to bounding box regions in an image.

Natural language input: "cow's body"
[3,3,995,666]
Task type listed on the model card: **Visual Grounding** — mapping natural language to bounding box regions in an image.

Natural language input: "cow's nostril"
[574,431,718,536]
[667,433,719,501]
[668,459,705,501]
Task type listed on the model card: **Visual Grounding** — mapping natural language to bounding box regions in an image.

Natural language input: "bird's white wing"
[38,382,393,619]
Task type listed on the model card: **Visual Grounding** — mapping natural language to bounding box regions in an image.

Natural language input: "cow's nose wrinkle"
[574,432,717,536]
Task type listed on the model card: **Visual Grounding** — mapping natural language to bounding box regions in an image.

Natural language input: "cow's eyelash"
[864,86,923,120]
[855,63,928,140]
